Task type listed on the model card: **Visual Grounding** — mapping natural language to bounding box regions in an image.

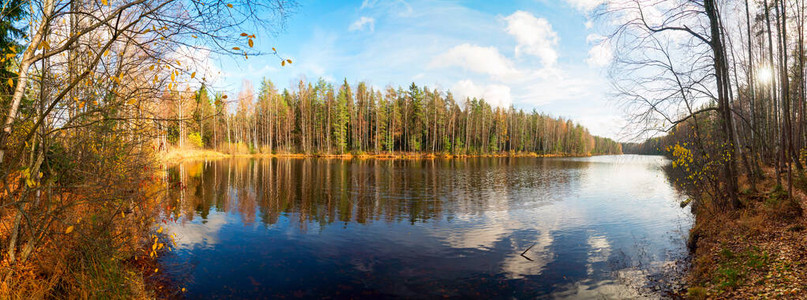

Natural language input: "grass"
[715,266,741,289]
[158,145,583,163]
[764,184,788,207]
[710,247,762,289]
[687,286,708,300]
[710,247,770,291]
[159,147,229,162]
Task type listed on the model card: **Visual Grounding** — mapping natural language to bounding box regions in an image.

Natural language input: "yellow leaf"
[7,78,12,87]
[240,33,248,37]
[286,59,292,64]
[272,47,276,52]
[104,49,109,57]
[281,60,285,66]
[154,268,159,273]
[65,226,74,234]
[248,39,254,48]
[232,47,240,51]
[182,288,186,292]
[157,226,163,233]
[102,0,108,5]
[191,72,196,78]
[192,34,198,38]
[227,3,233,8]
[128,99,136,105]
[149,65,154,70]
[121,211,125,218]
[170,72,175,82]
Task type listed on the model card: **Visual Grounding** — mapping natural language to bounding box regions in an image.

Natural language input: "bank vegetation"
[606,0,807,298]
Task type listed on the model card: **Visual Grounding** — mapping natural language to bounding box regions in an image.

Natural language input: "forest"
[611,0,807,209]
[608,0,807,297]
[162,79,622,157]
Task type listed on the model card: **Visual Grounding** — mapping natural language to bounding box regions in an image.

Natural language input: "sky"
[202,0,626,140]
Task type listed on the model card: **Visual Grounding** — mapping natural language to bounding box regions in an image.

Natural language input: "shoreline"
[157,148,611,163]
[685,167,807,299]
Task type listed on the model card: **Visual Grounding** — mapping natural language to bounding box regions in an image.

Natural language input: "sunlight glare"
[757,65,773,84]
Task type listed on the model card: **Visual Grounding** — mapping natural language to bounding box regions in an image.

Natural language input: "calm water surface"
[159,155,691,299]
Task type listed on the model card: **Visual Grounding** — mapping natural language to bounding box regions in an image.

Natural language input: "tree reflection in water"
[159,156,691,299]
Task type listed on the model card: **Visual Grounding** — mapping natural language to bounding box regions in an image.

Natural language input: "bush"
[220,142,249,154]
[187,132,203,148]
[765,185,802,219]
[687,287,707,300]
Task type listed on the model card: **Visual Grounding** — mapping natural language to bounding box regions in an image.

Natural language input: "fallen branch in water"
[520,243,537,261]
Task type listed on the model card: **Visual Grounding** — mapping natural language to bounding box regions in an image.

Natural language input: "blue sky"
[204,0,624,140]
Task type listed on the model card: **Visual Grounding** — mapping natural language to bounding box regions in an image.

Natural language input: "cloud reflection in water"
[158,156,690,298]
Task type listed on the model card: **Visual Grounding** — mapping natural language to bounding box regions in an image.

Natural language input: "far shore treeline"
[165,79,622,156]
[621,136,671,156]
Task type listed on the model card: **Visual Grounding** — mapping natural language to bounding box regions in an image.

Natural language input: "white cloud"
[585,34,612,67]
[220,0,623,138]
[451,79,512,108]
[360,0,377,10]
[517,65,605,106]
[430,43,520,80]
[349,16,375,32]
[170,45,222,88]
[503,11,559,67]
[564,0,605,13]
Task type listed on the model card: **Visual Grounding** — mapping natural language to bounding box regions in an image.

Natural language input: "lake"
[158,155,691,299]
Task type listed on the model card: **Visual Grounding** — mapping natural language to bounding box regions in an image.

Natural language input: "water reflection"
[160,155,691,299]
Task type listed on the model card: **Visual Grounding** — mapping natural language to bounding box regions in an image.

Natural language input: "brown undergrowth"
[686,168,807,299]
[0,161,178,299]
